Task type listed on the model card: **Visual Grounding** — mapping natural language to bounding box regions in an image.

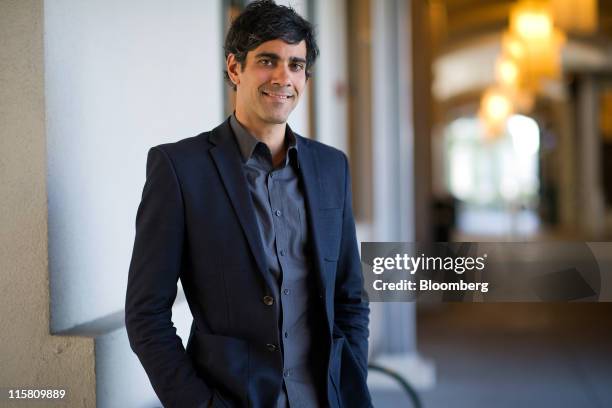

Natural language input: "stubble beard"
[258,98,296,125]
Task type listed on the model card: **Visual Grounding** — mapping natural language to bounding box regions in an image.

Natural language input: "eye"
[259,58,272,66]
[290,63,305,72]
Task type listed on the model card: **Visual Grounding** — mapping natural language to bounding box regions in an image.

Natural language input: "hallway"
[371,304,612,407]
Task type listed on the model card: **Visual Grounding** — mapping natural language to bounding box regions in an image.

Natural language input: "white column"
[367,0,435,391]
[577,76,606,238]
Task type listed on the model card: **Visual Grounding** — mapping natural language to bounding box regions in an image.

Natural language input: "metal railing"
[368,363,423,408]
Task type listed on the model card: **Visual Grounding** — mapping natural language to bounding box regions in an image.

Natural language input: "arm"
[125,147,211,408]
[333,153,370,379]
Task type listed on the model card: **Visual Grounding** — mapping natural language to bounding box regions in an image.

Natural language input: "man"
[125,1,371,407]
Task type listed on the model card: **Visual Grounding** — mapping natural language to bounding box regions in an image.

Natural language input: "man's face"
[228,39,307,125]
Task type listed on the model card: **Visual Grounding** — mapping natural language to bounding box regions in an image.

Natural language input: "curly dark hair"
[223,0,319,90]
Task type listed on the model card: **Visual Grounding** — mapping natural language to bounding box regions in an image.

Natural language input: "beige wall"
[0,0,95,406]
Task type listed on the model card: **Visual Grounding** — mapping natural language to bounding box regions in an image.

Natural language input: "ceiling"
[435,0,612,53]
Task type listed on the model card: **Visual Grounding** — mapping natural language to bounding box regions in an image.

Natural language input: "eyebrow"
[254,52,307,64]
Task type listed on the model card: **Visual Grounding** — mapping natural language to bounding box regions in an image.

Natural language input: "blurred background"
[1,0,611,407]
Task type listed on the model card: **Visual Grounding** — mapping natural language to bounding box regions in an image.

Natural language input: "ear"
[226,53,241,87]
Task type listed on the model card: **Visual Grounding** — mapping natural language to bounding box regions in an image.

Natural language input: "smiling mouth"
[262,90,294,100]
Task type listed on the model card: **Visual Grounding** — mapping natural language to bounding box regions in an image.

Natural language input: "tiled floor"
[371,304,612,408]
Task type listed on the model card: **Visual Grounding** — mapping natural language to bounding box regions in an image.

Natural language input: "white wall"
[45,0,223,333]
[44,1,223,404]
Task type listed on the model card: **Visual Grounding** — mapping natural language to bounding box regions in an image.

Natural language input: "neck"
[235,109,286,163]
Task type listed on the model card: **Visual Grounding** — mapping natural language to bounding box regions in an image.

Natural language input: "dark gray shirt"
[230,114,324,408]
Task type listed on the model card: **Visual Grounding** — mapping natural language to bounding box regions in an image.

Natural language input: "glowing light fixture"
[496,56,520,88]
[502,31,527,61]
[479,88,514,137]
[482,89,513,121]
[511,3,553,40]
[508,1,565,86]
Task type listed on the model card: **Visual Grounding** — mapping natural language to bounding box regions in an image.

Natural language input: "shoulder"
[153,130,213,160]
[296,135,348,169]
[148,119,231,167]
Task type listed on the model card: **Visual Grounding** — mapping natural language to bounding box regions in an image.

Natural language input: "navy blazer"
[125,118,372,408]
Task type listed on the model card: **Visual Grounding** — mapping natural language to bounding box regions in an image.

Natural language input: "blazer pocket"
[192,334,249,405]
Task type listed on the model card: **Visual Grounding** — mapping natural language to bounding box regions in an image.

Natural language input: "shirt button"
[266,343,277,352]
[283,369,292,378]
[283,289,291,295]
[284,331,289,338]
[262,295,274,306]
[275,209,282,217]
[279,249,286,256]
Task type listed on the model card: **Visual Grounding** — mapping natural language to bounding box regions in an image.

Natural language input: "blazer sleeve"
[334,153,370,379]
[125,147,211,408]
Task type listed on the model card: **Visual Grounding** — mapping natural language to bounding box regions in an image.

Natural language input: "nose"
[271,64,291,88]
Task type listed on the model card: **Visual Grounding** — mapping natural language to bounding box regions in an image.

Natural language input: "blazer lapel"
[209,120,276,293]
[296,137,327,297]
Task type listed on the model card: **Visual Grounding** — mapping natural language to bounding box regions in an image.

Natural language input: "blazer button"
[266,343,278,352]
[263,295,274,306]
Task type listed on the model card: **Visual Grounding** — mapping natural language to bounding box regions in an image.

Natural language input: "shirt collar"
[230,112,299,168]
